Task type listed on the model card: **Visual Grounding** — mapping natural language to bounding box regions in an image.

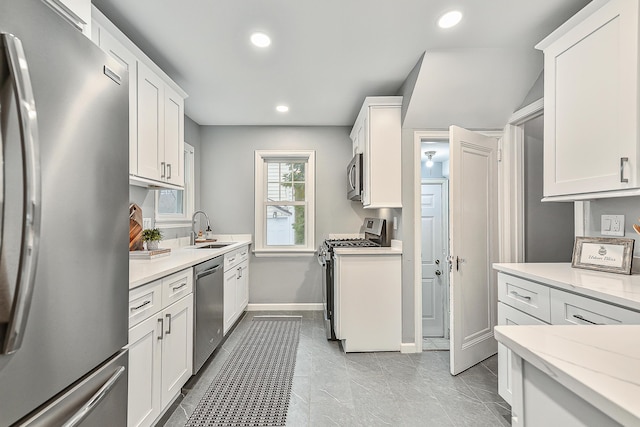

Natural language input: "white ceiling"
[91,0,590,126]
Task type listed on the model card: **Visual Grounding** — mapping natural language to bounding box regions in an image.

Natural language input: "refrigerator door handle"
[61,366,126,427]
[0,33,42,355]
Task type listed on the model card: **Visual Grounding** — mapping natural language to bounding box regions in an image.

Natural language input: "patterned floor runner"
[185,316,301,427]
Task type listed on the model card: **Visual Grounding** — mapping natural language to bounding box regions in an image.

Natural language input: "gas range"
[323,238,381,249]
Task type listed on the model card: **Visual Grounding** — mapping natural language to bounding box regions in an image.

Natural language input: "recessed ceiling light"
[251,32,271,47]
[276,105,289,113]
[438,10,462,29]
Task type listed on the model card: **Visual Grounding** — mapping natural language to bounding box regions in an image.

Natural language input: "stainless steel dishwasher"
[193,255,224,374]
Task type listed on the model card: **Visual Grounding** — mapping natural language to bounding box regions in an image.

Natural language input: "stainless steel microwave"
[347,153,363,201]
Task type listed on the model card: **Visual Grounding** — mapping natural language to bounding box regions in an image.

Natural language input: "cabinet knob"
[435,270,442,276]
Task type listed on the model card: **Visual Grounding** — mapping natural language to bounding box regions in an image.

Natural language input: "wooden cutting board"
[129,203,144,251]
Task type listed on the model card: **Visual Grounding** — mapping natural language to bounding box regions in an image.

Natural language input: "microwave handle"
[348,163,356,189]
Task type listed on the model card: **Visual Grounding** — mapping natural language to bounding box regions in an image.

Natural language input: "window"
[254,150,315,255]
[155,143,195,226]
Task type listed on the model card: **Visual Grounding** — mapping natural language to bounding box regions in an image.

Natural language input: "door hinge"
[497,149,502,162]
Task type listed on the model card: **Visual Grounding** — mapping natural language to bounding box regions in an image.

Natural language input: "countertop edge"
[493,263,640,312]
[494,325,640,427]
[129,240,252,289]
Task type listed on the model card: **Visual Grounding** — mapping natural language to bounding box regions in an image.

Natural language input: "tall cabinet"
[91,6,186,189]
[350,97,402,208]
[536,0,640,200]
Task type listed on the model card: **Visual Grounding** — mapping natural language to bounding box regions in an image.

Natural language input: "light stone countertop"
[493,263,640,311]
[129,235,252,289]
[494,324,640,427]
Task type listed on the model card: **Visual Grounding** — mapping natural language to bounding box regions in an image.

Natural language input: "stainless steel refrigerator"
[0,0,129,425]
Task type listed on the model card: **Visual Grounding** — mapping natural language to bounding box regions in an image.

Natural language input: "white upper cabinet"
[350,97,403,209]
[163,85,185,187]
[137,63,165,182]
[44,0,91,37]
[91,6,187,189]
[537,0,639,201]
[92,26,139,175]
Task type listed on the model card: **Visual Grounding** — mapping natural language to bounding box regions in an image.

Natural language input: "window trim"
[155,142,195,227]
[254,150,316,256]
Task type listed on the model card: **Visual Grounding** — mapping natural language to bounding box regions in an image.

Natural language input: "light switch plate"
[601,214,624,236]
[143,218,152,230]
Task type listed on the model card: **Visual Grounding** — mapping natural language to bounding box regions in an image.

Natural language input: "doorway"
[419,140,450,351]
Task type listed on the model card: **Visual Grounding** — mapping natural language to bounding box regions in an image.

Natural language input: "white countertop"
[333,239,402,256]
[493,263,640,311]
[494,324,640,427]
[130,235,252,289]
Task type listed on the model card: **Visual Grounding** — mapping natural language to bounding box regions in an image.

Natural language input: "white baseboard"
[400,342,420,353]
[247,303,323,311]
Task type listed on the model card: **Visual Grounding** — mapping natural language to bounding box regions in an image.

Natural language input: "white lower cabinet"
[127,268,193,427]
[223,246,250,335]
[334,252,401,352]
[496,270,640,408]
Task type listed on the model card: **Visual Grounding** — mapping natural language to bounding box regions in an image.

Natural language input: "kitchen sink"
[196,243,232,249]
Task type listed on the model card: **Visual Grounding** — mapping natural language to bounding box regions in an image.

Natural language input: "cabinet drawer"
[224,246,248,271]
[498,273,551,323]
[550,289,640,325]
[129,280,162,328]
[162,268,193,307]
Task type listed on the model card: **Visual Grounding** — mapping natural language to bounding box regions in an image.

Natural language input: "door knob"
[435,270,442,276]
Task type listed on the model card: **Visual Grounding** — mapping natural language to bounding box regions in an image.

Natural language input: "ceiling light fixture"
[276,105,289,113]
[250,32,271,47]
[425,151,436,168]
[438,10,462,29]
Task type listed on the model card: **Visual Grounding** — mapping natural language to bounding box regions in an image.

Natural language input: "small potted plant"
[142,228,163,250]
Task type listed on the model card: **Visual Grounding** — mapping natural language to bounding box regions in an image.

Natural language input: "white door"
[449,126,499,375]
[421,181,448,337]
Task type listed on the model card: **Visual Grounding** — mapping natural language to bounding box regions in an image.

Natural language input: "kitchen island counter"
[494,324,640,427]
[493,263,640,311]
[130,235,252,289]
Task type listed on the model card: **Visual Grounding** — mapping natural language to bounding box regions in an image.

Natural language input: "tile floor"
[161,311,511,427]
[422,337,450,351]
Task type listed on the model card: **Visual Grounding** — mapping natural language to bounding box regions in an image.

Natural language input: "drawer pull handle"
[157,318,164,340]
[130,300,151,311]
[172,283,187,292]
[165,313,172,335]
[620,157,629,183]
[573,314,600,325]
[510,291,531,301]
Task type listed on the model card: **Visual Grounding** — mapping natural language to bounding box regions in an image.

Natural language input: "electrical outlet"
[143,218,152,229]
[601,214,624,237]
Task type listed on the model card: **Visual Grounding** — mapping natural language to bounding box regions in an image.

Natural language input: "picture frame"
[571,236,635,275]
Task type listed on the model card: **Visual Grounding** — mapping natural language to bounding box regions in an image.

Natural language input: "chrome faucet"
[191,210,211,245]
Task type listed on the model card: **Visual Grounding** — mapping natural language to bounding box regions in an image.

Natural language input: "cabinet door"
[128,314,162,427]
[164,85,184,186]
[236,261,249,313]
[137,63,164,181]
[497,302,547,406]
[223,269,238,334]
[160,295,193,409]
[97,29,139,175]
[542,0,639,197]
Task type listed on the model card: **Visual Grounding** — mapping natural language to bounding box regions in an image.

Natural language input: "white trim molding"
[400,342,420,353]
[254,150,316,255]
[247,303,323,311]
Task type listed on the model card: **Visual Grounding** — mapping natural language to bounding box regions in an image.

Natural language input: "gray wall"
[585,196,640,256]
[523,116,574,262]
[199,126,372,304]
